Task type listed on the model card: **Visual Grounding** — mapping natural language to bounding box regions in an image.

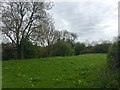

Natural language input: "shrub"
[51,40,74,56]
[107,38,120,69]
[74,42,85,55]
[2,43,16,60]
[22,40,39,59]
[38,47,48,58]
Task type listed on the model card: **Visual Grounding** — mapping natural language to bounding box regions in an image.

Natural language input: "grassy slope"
[2,54,118,88]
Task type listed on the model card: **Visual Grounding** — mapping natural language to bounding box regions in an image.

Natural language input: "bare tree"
[2,1,53,59]
[60,30,77,43]
[32,16,61,47]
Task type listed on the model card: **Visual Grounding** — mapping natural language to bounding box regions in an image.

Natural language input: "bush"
[107,39,120,69]
[2,40,40,60]
[2,43,16,60]
[51,40,74,56]
[22,40,39,59]
[74,42,85,55]
[38,47,48,58]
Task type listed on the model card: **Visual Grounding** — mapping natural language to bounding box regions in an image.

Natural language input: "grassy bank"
[2,54,119,88]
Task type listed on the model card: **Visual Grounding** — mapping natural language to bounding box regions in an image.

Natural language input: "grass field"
[2,54,119,88]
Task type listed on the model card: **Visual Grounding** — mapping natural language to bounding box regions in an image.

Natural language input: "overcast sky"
[48,0,118,43]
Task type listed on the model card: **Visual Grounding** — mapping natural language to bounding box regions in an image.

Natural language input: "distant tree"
[32,17,61,47]
[74,42,86,55]
[85,45,93,53]
[51,40,74,56]
[2,2,53,59]
[93,43,111,53]
[33,23,61,56]
[85,41,111,53]
[60,30,77,44]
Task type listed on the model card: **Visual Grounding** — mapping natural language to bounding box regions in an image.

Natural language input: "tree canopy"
[2,2,53,59]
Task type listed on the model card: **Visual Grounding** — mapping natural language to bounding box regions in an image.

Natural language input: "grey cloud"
[48,1,118,42]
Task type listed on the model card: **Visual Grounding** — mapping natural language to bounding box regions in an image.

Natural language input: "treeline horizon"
[3,36,120,69]
[2,37,113,60]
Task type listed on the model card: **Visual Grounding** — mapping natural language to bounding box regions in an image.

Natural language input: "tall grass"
[2,54,119,88]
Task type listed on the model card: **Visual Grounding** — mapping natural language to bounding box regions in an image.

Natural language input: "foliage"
[107,38,120,69]
[51,40,74,56]
[38,47,49,58]
[85,42,111,53]
[74,42,86,55]
[22,40,39,59]
[2,40,39,60]
[2,40,112,60]
[2,43,16,60]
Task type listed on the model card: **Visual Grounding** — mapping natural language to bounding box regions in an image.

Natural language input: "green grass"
[2,54,119,88]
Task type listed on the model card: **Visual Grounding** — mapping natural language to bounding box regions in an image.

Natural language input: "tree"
[60,30,77,44]
[2,2,53,59]
[2,40,39,60]
[85,41,111,53]
[33,19,61,47]
[74,42,85,55]
[51,40,74,56]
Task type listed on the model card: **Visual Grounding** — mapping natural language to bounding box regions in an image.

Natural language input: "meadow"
[2,54,119,88]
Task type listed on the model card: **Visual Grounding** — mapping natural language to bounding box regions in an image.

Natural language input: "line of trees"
[2,38,111,60]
